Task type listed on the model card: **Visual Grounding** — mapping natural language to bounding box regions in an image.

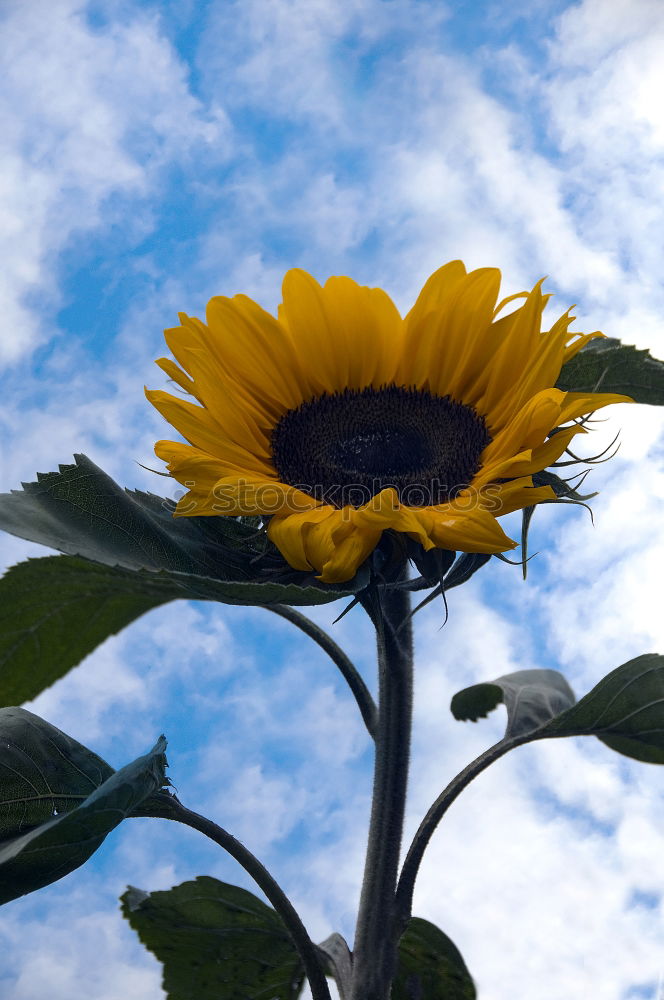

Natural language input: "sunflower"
[146,261,630,583]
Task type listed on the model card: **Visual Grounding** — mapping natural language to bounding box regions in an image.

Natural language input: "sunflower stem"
[349,578,413,1000]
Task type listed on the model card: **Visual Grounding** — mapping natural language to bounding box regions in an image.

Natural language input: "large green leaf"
[556,337,664,404]
[0,706,114,841]
[0,454,257,578]
[0,708,168,904]
[0,454,366,603]
[451,669,576,738]
[0,556,175,705]
[393,917,476,999]
[0,554,363,706]
[121,876,305,1000]
[542,654,664,764]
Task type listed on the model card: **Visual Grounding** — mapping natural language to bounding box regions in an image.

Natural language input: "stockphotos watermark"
[169,478,505,517]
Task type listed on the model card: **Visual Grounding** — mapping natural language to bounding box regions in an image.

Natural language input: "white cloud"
[0,0,226,364]
[0,885,163,1000]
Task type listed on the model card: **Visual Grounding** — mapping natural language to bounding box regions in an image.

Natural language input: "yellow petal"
[399,267,502,396]
[308,515,382,583]
[268,506,339,573]
[279,269,403,394]
[486,478,556,517]
[477,425,583,486]
[147,389,235,458]
[479,389,565,473]
[149,393,273,477]
[557,391,634,423]
[154,440,252,492]
[210,477,322,517]
[155,357,200,400]
[412,505,518,553]
[403,260,468,329]
[562,330,604,363]
[206,294,307,412]
[469,280,549,421]
[162,320,274,456]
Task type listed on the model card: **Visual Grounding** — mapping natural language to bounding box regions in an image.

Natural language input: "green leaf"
[0,454,367,604]
[0,708,168,904]
[0,454,255,578]
[451,656,664,765]
[0,706,114,840]
[393,917,476,999]
[121,876,305,1000]
[0,556,176,705]
[0,554,364,706]
[542,654,664,764]
[556,337,664,405]
[451,669,576,738]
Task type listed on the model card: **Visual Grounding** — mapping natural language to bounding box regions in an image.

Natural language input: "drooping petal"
[406,504,518,553]
[557,391,633,424]
[268,506,341,573]
[486,477,557,517]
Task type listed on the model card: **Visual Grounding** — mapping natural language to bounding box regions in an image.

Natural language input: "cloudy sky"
[1,0,664,997]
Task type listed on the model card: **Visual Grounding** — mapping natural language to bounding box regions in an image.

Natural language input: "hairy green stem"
[267,603,377,738]
[349,583,413,1000]
[164,797,332,1000]
[395,736,523,930]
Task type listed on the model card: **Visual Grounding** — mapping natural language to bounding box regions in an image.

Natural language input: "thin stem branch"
[349,581,413,1000]
[267,603,377,739]
[163,796,332,1000]
[395,736,523,929]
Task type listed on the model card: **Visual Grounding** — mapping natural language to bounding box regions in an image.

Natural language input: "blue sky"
[1,1,664,997]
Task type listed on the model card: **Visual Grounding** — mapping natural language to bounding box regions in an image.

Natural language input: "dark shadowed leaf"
[0,554,363,706]
[121,876,305,1000]
[542,654,664,764]
[393,917,475,999]
[451,669,576,738]
[0,709,167,904]
[0,455,367,604]
[556,337,664,405]
[0,556,176,705]
[0,707,113,840]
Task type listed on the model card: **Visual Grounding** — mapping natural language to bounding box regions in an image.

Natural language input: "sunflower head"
[146,261,631,584]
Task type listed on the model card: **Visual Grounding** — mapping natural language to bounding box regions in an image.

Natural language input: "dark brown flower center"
[271,385,491,508]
